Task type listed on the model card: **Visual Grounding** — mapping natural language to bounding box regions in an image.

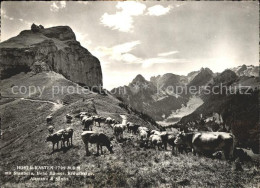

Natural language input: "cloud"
[50,1,66,12]
[101,12,133,32]
[142,57,190,68]
[93,41,141,63]
[2,9,14,21]
[147,5,172,16]
[116,2,146,16]
[100,2,146,32]
[158,51,179,57]
[2,8,30,25]
[121,53,141,63]
[93,41,189,68]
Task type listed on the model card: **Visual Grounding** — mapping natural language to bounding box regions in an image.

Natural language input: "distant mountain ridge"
[112,67,215,121]
[112,65,258,121]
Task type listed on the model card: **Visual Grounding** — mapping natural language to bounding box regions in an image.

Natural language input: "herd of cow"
[45,112,250,161]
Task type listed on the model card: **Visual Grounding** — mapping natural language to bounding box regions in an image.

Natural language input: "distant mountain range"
[112,65,258,121]
[111,64,259,152]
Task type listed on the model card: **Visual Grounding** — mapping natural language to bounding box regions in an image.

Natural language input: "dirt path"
[1,96,63,111]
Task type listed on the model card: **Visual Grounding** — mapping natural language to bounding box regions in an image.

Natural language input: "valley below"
[157,95,204,126]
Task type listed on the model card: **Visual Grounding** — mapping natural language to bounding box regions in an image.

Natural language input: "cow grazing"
[167,130,188,154]
[80,112,91,120]
[150,130,161,136]
[160,132,170,150]
[81,131,113,155]
[139,130,148,141]
[113,124,126,140]
[75,112,88,118]
[138,126,149,133]
[46,129,64,151]
[93,116,103,127]
[46,115,53,124]
[149,134,163,150]
[61,128,73,147]
[174,132,235,159]
[105,117,115,125]
[168,134,177,154]
[83,117,94,131]
[47,125,55,134]
[127,122,140,134]
[66,114,73,123]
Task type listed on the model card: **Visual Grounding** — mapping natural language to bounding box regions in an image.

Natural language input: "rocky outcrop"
[187,68,213,88]
[0,24,102,87]
[230,64,259,77]
[214,70,238,85]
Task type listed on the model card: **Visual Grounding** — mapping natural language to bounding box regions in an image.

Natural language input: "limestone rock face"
[0,24,103,87]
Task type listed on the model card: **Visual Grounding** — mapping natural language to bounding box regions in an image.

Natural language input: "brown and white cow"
[149,134,163,150]
[113,124,126,140]
[174,132,235,159]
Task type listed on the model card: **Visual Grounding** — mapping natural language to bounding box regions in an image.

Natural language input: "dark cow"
[46,129,63,151]
[166,129,189,154]
[81,131,113,155]
[66,114,73,123]
[93,116,103,127]
[174,132,235,159]
[167,134,188,154]
[61,128,73,147]
[127,122,139,134]
[83,117,94,131]
[233,148,251,162]
[46,115,53,124]
[160,132,169,150]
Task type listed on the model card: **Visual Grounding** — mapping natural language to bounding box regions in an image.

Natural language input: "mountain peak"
[188,67,213,87]
[0,24,102,87]
[29,24,76,41]
[132,74,147,83]
[200,67,213,75]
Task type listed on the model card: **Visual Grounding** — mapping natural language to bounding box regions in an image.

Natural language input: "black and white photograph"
[0,1,259,187]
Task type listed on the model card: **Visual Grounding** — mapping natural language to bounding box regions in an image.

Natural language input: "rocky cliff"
[230,64,259,77]
[0,24,102,87]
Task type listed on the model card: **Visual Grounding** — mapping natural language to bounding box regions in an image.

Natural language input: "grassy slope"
[0,72,259,187]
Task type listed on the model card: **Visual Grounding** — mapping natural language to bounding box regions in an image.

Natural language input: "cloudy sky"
[1,1,258,89]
